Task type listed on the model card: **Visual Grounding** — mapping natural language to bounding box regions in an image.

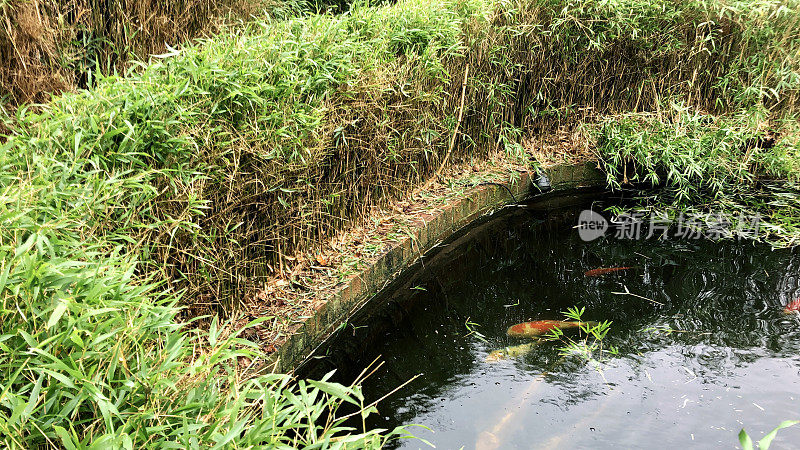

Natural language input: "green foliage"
[0,142,407,445]
[546,307,617,363]
[598,106,770,201]
[0,0,489,445]
[537,0,684,54]
[595,104,800,246]
[464,318,489,343]
[5,0,800,446]
[5,0,487,308]
[739,420,800,450]
[0,234,405,447]
[0,0,287,105]
[557,0,800,246]
[524,0,800,110]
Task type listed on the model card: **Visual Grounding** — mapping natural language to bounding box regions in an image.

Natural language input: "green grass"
[0,133,410,446]
[0,0,488,445]
[6,0,488,309]
[595,104,800,245]
[538,0,800,246]
[740,420,800,450]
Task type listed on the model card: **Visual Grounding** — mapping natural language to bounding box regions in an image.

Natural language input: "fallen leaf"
[315,253,328,266]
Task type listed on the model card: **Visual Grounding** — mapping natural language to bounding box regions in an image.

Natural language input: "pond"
[299,192,800,449]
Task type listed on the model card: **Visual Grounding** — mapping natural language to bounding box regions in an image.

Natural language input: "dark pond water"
[300,192,800,449]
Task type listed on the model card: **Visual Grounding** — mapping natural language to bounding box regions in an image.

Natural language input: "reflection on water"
[300,199,800,449]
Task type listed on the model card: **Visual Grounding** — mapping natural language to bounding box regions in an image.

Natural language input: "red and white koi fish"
[584,266,633,277]
[784,298,800,314]
[506,320,595,338]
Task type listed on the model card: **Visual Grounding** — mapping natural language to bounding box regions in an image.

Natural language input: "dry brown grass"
[0,0,265,105]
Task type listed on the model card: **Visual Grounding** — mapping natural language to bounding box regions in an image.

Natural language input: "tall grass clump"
[5,0,490,310]
[0,0,290,106]
[0,142,411,446]
[0,0,495,445]
[452,0,799,137]
[597,105,795,201]
[0,132,411,445]
[595,104,800,245]
[572,0,800,245]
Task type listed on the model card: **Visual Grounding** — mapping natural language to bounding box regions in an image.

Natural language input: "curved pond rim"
[294,185,620,377]
[270,162,610,373]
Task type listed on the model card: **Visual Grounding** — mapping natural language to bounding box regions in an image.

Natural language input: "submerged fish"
[584,266,632,277]
[506,320,594,338]
[784,298,800,314]
[486,341,542,362]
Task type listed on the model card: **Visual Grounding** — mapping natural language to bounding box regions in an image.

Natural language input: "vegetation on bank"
[0,0,283,106]
[598,107,800,245]
[2,0,800,446]
[1,0,483,446]
[578,0,800,243]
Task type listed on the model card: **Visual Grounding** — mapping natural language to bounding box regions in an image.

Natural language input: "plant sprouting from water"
[546,306,617,365]
[739,420,800,450]
[465,317,489,343]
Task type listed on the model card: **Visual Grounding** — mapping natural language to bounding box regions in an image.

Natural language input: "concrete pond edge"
[270,162,607,372]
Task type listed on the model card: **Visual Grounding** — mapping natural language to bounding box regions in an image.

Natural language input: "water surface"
[302,197,800,449]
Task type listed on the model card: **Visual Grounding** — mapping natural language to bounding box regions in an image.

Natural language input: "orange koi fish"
[784,298,800,314]
[506,320,595,338]
[584,266,632,277]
